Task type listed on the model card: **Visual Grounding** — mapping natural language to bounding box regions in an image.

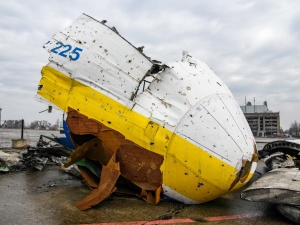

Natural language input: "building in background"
[240,101,280,137]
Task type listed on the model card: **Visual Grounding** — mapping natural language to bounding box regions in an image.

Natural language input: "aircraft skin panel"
[38,65,252,203]
[134,60,233,127]
[175,94,253,163]
[60,13,153,77]
[43,14,153,106]
[134,59,255,168]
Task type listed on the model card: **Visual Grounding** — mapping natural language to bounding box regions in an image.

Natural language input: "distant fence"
[0,128,62,149]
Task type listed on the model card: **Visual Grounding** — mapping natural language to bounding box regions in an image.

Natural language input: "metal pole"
[245,96,246,113]
[0,108,2,128]
[21,119,24,139]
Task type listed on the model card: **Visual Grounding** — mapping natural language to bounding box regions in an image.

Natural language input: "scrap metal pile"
[241,140,300,224]
[0,150,22,172]
[0,135,73,173]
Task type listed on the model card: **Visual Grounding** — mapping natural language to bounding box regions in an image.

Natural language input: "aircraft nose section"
[175,93,257,188]
[177,93,255,161]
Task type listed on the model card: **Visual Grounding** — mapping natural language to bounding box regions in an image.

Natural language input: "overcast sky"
[0,0,299,130]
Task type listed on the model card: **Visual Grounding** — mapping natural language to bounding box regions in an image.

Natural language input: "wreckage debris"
[75,151,120,210]
[0,150,22,172]
[0,148,60,172]
[0,135,74,173]
[259,139,300,170]
[241,139,300,224]
[277,204,300,224]
[241,167,300,205]
[22,135,72,171]
[36,13,257,210]
[63,108,164,209]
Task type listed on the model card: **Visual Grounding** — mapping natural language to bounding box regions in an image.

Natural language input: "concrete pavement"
[0,160,293,225]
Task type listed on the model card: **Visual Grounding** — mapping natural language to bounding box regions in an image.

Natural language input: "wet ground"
[0,133,297,224]
[0,160,293,225]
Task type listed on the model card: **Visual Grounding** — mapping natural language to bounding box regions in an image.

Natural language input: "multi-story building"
[240,101,280,137]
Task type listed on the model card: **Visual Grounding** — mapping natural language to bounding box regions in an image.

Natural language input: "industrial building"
[240,101,280,137]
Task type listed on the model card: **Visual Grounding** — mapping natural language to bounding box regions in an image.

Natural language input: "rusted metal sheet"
[117,145,163,191]
[64,108,164,207]
[66,109,164,188]
[75,152,120,211]
[241,168,300,205]
[37,13,257,209]
[77,165,99,190]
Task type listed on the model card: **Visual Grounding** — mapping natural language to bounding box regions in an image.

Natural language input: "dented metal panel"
[277,204,300,224]
[43,14,153,105]
[37,13,257,209]
[241,168,300,205]
[135,58,255,166]
[241,139,300,224]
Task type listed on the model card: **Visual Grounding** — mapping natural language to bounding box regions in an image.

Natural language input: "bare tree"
[29,120,52,130]
[2,120,23,128]
[289,120,300,137]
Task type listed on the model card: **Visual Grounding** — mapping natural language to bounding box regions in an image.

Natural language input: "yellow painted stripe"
[38,65,253,202]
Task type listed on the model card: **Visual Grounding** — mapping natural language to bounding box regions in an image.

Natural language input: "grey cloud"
[0,0,299,129]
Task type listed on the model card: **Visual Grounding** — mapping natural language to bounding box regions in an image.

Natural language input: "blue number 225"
[50,42,83,61]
